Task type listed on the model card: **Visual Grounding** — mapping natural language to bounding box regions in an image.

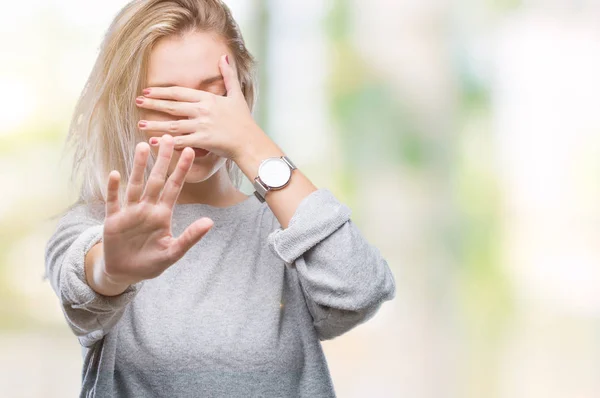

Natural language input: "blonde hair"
[63,0,257,210]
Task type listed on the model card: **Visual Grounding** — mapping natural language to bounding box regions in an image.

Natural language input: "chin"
[181,157,227,183]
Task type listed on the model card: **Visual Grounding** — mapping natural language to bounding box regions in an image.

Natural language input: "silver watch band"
[253,179,268,203]
[281,155,296,170]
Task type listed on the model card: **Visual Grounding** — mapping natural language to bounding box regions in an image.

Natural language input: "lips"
[192,147,210,157]
[174,147,210,156]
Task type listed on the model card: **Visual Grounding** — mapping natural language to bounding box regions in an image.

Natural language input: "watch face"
[259,158,291,188]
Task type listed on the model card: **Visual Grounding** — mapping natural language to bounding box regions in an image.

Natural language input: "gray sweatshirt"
[44,188,396,397]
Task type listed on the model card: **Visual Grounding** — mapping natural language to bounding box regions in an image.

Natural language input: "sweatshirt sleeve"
[267,188,396,341]
[44,204,144,347]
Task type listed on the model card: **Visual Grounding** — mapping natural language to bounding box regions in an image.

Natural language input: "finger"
[158,147,195,209]
[141,134,175,204]
[172,131,210,151]
[168,217,214,260]
[138,118,199,135]
[219,54,242,98]
[135,97,199,117]
[125,142,150,205]
[142,86,213,102]
[106,170,121,217]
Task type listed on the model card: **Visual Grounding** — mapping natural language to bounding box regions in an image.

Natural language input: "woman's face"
[141,31,234,182]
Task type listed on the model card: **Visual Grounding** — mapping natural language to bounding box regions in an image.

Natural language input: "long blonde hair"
[63,0,257,211]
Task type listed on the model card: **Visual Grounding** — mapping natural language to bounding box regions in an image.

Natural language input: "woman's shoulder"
[48,200,105,226]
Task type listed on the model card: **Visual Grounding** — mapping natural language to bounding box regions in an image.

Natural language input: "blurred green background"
[2,0,600,397]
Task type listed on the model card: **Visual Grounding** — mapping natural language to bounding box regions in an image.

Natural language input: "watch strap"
[253,190,266,203]
[281,155,297,171]
[253,177,268,203]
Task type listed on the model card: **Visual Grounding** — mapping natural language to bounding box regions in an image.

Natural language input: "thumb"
[169,217,214,260]
[219,54,243,98]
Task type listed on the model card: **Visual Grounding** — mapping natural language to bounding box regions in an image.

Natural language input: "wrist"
[99,259,131,286]
[85,247,132,296]
[234,128,285,181]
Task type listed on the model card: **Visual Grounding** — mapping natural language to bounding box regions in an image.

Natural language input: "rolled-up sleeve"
[44,204,143,347]
[267,188,396,341]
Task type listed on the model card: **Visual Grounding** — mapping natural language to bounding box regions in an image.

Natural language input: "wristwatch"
[252,155,297,203]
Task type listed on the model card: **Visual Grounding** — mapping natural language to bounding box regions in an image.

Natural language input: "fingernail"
[138,120,147,128]
[149,138,158,146]
[142,89,151,95]
[136,96,144,105]
[174,137,182,146]
[225,55,229,65]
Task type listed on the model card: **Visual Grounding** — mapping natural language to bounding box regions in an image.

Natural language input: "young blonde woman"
[44,1,396,397]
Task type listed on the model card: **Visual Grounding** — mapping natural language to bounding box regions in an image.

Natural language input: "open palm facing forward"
[102,134,214,285]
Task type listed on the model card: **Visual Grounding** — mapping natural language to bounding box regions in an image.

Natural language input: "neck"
[175,166,248,206]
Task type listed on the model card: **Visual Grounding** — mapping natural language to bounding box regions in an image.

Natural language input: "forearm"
[266,189,396,340]
[234,128,318,229]
[84,242,130,297]
[46,216,144,347]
